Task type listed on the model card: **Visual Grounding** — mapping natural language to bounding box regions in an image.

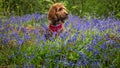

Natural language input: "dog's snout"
[66,13,68,15]
[64,12,68,15]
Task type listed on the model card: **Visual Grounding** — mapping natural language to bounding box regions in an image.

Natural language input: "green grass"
[0,14,120,68]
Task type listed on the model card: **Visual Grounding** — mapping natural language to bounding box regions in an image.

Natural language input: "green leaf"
[72,6,77,9]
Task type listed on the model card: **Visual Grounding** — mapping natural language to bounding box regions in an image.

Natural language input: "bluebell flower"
[79,52,86,59]
[76,59,82,67]
[53,32,57,38]
[69,61,74,66]
[30,65,35,68]
[21,14,32,23]
[114,43,119,48]
[34,28,40,35]
[42,65,45,68]
[105,34,111,41]
[0,21,2,29]
[0,34,6,38]
[17,38,24,45]
[91,39,97,46]
[24,33,31,41]
[67,39,72,43]
[100,26,106,32]
[41,23,48,30]
[68,47,73,52]
[93,19,99,25]
[1,27,9,33]
[32,13,44,22]
[64,21,70,28]
[87,45,94,52]
[83,60,89,66]
[3,38,10,45]
[96,35,102,41]
[21,28,27,33]
[117,27,120,33]
[91,61,100,68]
[9,16,17,23]
[31,52,35,59]
[101,42,106,50]
[11,32,23,45]
[23,62,28,68]
[108,40,115,44]
[94,49,99,56]
[76,24,81,31]
[16,26,21,31]
[68,32,79,43]
[60,32,69,39]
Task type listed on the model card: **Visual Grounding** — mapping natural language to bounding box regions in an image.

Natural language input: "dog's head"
[48,3,68,23]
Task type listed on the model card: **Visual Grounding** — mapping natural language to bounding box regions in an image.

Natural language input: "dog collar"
[49,23,62,32]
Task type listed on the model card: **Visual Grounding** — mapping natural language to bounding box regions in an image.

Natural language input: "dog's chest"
[49,23,63,32]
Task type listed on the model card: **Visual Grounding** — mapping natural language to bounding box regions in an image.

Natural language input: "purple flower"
[79,52,86,59]
[41,23,48,30]
[69,61,74,66]
[31,52,35,59]
[17,38,24,45]
[64,21,70,28]
[0,21,2,28]
[23,62,28,68]
[10,32,23,45]
[0,34,7,38]
[83,60,89,66]
[68,32,79,43]
[31,65,35,68]
[32,13,43,22]
[60,32,69,39]
[42,65,45,68]
[87,45,94,52]
[91,39,97,46]
[91,61,100,68]
[105,34,111,41]
[94,49,99,56]
[117,27,120,33]
[101,42,106,50]
[20,14,32,23]
[93,19,100,24]
[3,38,10,44]
[100,26,106,32]
[34,28,40,35]
[21,28,27,33]
[24,33,31,41]
[0,25,2,29]
[76,59,82,67]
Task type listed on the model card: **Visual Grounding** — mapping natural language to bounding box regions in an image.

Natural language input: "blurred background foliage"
[0,0,120,18]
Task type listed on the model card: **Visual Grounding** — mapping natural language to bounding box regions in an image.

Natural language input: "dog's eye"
[58,8,62,11]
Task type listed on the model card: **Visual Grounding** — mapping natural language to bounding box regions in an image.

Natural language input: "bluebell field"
[0,13,120,68]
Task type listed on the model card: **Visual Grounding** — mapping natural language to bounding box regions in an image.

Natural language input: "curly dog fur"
[47,3,68,35]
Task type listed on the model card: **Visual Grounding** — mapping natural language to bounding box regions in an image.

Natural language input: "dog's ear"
[48,6,57,21]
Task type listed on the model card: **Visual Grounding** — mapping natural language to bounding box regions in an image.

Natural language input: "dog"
[47,3,68,37]
[12,3,68,40]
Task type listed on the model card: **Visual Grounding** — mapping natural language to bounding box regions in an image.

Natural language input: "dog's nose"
[66,13,68,15]
[65,12,68,15]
